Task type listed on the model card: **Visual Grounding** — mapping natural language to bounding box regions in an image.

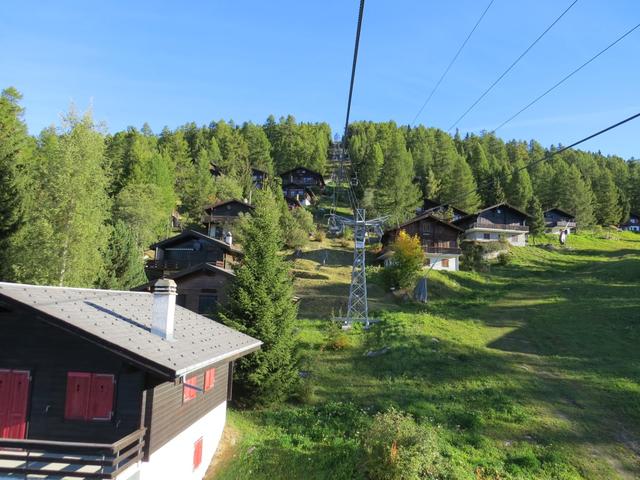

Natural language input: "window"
[441,259,449,268]
[483,233,491,240]
[198,295,218,315]
[204,368,216,391]
[65,372,115,421]
[183,376,198,402]
[193,437,203,470]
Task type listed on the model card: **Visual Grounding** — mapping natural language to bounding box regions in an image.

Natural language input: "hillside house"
[620,213,640,232]
[0,280,261,480]
[145,230,242,281]
[421,199,468,222]
[282,185,315,207]
[544,208,576,234]
[251,168,268,189]
[279,167,325,190]
[453,203,530,246]
[135,263,235,316]
[203,199,254,240]
[380,214,463,271]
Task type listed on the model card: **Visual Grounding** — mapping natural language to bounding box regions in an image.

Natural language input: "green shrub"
[496,252,512,266]
[361,408,446,480]
[460,242,490,272]
[314,228,326,242]
[323,320,352,350]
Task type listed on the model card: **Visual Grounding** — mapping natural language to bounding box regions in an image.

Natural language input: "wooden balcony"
[546,220,576,228]
[146,259,226,271]
[0,427,146,479]
[468,222,529,232]
[423,246,461,255]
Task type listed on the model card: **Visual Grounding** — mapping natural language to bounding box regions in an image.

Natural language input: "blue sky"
[1,0,639,158]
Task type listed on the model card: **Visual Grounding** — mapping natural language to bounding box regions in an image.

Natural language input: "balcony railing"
[546,220,576,228]
[146,259,226,271]
[0,427,146,479]
[468,222,529,232]
[423,246,461,255]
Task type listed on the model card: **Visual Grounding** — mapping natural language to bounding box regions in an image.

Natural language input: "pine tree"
[526,195,545,238]
[220,189,299,406]
[375,130,421,224]
[592,168,622,225]
[98,220,146,290]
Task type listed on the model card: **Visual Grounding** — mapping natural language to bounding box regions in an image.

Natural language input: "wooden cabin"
[544,208,576,234]
[251,168,268,189]
[202,200,254,240]
[0,280,260,480]
[145,230,242,281]
[135,263,235,316]
[279,167,325,190]
[380,214,463,271]
[421,199,468,222]
[282,185,314,207]
[620,213,640,232]
[453,203,530,246]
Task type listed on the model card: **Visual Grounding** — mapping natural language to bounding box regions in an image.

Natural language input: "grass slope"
[210,231,640,480]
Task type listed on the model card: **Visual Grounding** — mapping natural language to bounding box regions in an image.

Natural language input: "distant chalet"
[202,199,254,240]
[381,214,463,271]
[543,208,576,234]
[620,213,640,232]
[0,281,260,479]
[453,202,531,246]
[279,167,325,190]
[421,198,468,222]
[251,167,268,189]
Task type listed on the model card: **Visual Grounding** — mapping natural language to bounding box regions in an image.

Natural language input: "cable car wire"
[411,0,495,125]
[447,0,579,132]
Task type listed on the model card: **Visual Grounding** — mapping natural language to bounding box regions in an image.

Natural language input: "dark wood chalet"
[544,208,576,233]
[620,213,640,232]
[202,200,254,240]
[145,230,242,281]
[421,198,468,221]
[251,168,268,189]
[0,280,260,479]
[282,185,315,207]
[453,202,531,246]
[135,263,235,316]
[381,214,464,271]
[279,167,325,190]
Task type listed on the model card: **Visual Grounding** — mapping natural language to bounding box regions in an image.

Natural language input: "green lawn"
[209,231,640,480]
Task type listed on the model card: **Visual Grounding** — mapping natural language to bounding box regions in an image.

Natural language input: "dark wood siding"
[383,217,460,250]
[0,311,143,443]
[172,269,233,313]
[146,362,229,454]
[207,201,253,218]
[477,207,526,227]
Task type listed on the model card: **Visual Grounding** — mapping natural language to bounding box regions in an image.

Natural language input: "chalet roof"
[203,199,254,212]
[0,282,261,380]
[385,213,464,235]
[421,199,468,218]
[135,263,235,291]
[453,202,532,224]
[251,167,268,175]
[149,229,242,255]
[279,166,325,179]
[543,207,575,219]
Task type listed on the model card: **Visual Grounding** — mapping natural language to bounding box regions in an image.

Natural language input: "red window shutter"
[65,372,91,420]
[89,374,115,420]
[183,376,198,402]
[193,437,203,470]
[0,370,11,436]
[204,368,216,392]
[6,371,30,438]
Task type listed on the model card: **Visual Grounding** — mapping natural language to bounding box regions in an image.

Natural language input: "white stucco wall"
[117,401,227,480]
[464,230,527,247]
[425,254,459,271]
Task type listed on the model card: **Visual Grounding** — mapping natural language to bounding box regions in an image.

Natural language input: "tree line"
[347,121,638,228]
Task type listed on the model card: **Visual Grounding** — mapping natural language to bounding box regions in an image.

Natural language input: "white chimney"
[224,231,233,246]
[151,278,177,340]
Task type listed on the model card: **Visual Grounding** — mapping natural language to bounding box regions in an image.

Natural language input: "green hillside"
[210,231,640,480]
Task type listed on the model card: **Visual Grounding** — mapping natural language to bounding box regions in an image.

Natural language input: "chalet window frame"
[183,376,199,403]
[204,368,216,392]
[193,437,203,470]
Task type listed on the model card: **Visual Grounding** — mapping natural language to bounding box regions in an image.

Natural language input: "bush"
[460,242,489,272]
[496,252,512,266]
[384,231,425,289]
[323,320,352,350]
[314,228,326,242]
[362,408,446,480]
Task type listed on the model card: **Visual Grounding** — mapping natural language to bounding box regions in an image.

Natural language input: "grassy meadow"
[208,230,640,480]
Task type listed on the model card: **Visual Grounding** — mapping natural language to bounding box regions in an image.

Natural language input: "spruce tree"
[98,220,146,290]
[592,168,622,225]
[220,189,299,406]
[526,195,545,238]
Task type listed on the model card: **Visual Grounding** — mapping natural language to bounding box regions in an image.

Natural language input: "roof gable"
[386,213,464,234]
[150,229,241,254]
[0,282,260,379]
[204,199,254,213]
[454,202,532,224]
[279,166,324,178]
[544,207,575,219]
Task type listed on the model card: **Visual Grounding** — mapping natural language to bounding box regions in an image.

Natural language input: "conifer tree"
[526,195,545,238]
[98,220,146,290]
[592,168,622,225]
[220,189,299,406]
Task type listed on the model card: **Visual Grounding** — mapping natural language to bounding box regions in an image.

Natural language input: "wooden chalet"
[0,280,261,480]
[251,168,268,189]
[279,167,325,190]
[202,200,254,240]
[421,199,468,222]
[282,185,315,207]
[620,213,640,232]
[544,208,576,234]
[380,214,464,271]
[145,230,242,281]
[135,263,235,316]
[453,203,531,246]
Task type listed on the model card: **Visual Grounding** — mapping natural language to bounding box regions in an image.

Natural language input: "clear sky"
[1,0,639,158]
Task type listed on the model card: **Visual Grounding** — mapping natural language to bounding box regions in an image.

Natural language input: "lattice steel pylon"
[347,208,369,324]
